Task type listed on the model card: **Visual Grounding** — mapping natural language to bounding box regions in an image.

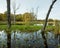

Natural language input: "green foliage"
[0,25,7,30]
[0,25,42,32]
[16,14,23,21]
[0,24,59,33]
[0,13,7,21]
[45,25,55,32]
[0,12,35,22]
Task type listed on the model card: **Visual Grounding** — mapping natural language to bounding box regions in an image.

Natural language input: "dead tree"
[6,0,11,48]
[41,0,57,48]
[12,0,20,25]
[7,0,11,28]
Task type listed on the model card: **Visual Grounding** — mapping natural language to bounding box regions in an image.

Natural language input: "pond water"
[0,30,59,48]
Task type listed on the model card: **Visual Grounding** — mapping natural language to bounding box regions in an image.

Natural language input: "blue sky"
[0,0,60,20]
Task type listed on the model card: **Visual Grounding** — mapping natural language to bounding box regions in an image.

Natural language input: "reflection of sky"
[0,30,58,47]
[0,31,7,47]
[0,30,56,40]
[0,0,60,20]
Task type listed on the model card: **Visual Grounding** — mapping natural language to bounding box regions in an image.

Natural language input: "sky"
[0,0,60,20]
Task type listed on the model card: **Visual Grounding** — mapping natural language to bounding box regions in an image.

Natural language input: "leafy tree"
[0,13,7,21]
[48,19,54,22]
[3,12,7,21]
[16,14,23,21]
[0,13,3,21]
[10,14,14,21]
[22,12,35,25]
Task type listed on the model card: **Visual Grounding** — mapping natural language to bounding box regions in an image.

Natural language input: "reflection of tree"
[41,0,57,48]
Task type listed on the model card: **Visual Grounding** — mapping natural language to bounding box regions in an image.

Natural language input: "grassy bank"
[0,24,56,33]
[0,25,42,32]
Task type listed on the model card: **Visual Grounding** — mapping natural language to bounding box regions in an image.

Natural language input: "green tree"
[22,12,35,25]
[16,14,23,21]
[3,12,7,21]
[0,13,3,21]
[48,19,54,22]
[0,13,6,21]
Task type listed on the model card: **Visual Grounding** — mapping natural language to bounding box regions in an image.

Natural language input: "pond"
[0,30,59,48]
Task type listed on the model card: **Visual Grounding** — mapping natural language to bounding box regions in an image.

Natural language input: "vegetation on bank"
[0,25,41,32]
[0,24,55,32]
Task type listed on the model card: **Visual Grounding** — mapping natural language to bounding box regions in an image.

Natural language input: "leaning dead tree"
[41,0,57,48]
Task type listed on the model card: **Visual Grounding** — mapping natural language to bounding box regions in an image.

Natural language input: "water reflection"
[0,30,7,48]
[0,30,59,48]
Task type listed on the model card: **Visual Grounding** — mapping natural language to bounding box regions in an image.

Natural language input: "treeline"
[0,11,35,21]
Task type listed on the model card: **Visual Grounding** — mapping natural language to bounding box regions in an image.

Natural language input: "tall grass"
[0,25,42,32]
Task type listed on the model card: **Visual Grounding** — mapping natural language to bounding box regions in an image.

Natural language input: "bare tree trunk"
[41,0,57,48]
[6,0,11,48]
[12,1,20,25]
[14,11,16,25]
[7,0,11,28]
[14,31,16,48]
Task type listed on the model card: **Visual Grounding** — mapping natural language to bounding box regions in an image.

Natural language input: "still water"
[0,30,59,48]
